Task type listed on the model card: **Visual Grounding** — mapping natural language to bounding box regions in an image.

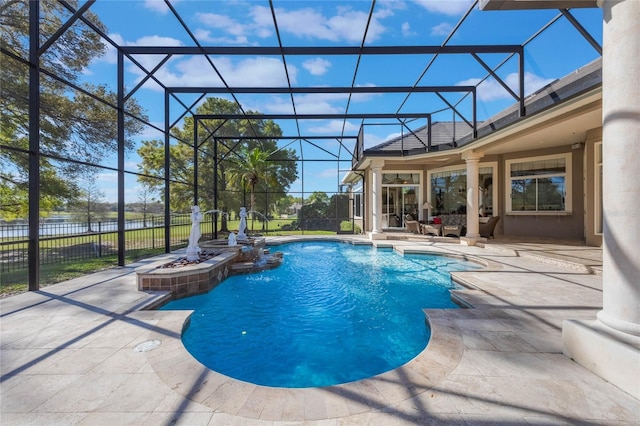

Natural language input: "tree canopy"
[136,97,299,217]
[0,0,147,220]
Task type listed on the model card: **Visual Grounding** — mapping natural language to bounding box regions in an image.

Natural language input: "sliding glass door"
[381,173,421,228]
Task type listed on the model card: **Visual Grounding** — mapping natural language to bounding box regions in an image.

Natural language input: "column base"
[368,231,387,240]
[563,319,640,399]
[460,236,485,246]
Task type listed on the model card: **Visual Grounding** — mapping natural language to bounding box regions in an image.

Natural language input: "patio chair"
[404,214,420,234]
[421,223,442,236]
[479,216,500,238]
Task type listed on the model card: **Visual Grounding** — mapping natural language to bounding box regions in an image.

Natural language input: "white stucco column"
[563,0,640,399]
[462,151,483,240]
[370,160,384,237]
[598,0,640,338]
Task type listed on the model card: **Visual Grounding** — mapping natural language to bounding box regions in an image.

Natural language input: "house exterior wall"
[361,141,600,242]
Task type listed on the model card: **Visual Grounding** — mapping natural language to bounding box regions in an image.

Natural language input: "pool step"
[478,242,601,275]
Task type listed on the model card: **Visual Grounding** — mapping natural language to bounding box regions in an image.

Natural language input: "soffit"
[479,0,598,10]
[469,90,602,156]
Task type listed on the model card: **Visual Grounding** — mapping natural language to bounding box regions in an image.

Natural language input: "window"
[428,165,495,216]
[595,142,603,234]
[506,154,571,213]
[430,168,466,215]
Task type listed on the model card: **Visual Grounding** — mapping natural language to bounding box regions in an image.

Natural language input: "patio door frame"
[381,171,423,228]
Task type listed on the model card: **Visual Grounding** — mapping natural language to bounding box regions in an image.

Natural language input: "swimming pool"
[160,241,477,388]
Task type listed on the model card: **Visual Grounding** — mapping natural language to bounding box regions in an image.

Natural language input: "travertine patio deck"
[1,236,638,425]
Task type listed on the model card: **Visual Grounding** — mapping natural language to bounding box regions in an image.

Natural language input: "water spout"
[246,210,269,233]
[246,211,269,221]
[255,249,267,267]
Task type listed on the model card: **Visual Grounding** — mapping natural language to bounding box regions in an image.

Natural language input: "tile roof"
[363,58,601,157]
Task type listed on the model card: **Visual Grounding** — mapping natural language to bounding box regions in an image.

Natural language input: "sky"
[74,0,603,203]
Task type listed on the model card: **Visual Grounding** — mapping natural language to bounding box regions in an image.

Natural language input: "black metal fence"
[0,214,207,275]
[0,213,359,289]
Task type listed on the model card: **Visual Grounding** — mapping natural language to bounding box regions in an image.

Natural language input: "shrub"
[340,220,361,234]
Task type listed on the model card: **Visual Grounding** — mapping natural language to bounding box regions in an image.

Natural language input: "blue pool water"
[160,241,477,388]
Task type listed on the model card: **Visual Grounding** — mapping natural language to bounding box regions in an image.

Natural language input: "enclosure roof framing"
[205,135,358,140]
[193,113,432,120]
[120,45,522,55]
[167,86,476,95]
[114,7,538,170]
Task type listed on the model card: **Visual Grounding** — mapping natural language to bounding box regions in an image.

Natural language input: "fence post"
[98,221,102,257]
[152,216,155,250]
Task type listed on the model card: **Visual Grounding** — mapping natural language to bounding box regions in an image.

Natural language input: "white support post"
[370,160,384,239]
[462,151,483,243]
[563,0,640,399]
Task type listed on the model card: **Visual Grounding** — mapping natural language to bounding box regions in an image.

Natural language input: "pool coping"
[142,238,499,421]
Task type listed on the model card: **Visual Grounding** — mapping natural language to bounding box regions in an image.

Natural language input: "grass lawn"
[0,219,345,297]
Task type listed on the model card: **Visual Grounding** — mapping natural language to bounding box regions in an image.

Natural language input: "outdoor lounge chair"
[479,216,500,238]
[405,214,421,233]
[421,223,442,236]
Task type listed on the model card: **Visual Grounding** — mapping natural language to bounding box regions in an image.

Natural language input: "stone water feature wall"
[136,251,239,299]
[136,237,283,301]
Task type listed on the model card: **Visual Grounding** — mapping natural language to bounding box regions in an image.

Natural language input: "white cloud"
[124,161,140,170]
[411,0,474,16]
[198,5,386,43]
[260,97,296,114]
[100,33,184,67]
[261,86,379,116]
[306,120,359,134]
[101,33,124,64]
[303,58,331,76]
[193,28,249,45]
[431,22,452,36]
[143,0,181,14]
[249,5,387,43]
[458,72,556,102]
[401,22,415,37]
[137,122,165,139]
[364,132,388,149]
[386,131,403,140]
[134,35,184,46]
[290,94,344,114]
[196,12,249,37]
[131,56,295,92]
[378,0,409,9]
[131,36,185,70]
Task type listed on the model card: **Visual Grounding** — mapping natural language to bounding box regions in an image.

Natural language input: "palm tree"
[227,147,275,228]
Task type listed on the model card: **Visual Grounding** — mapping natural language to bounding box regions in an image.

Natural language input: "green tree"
[273,194,300,217]
[136,185,157,228]
[71,180,107,232]
[327,193,350,219]
[299,191,330,219]
[137,98,298,226]
[0,0,147,220]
